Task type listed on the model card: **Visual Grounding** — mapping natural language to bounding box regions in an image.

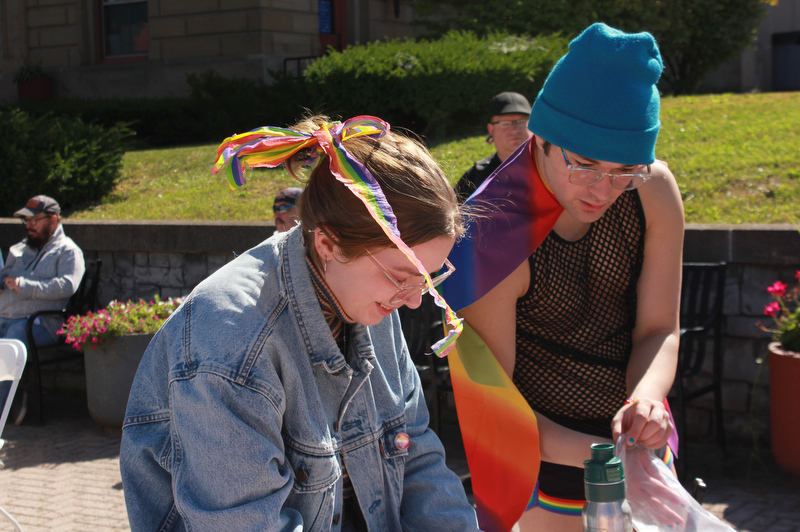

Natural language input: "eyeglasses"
[561,148,651,191]
[273,203,295,214]
[365,249,456,306]
[21,215,50,227]
[490,119,528,132]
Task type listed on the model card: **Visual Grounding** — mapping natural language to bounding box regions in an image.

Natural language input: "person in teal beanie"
[458,23,685,531]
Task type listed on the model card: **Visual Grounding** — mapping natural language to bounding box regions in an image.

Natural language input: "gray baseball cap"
[14,195,61,217]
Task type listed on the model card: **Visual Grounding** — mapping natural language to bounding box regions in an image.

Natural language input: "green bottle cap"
[583,443,626,502]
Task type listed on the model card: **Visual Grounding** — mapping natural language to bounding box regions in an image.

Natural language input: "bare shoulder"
[637,160,684,227]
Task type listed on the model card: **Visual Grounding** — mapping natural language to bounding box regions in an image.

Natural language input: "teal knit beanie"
[529,23,663,165]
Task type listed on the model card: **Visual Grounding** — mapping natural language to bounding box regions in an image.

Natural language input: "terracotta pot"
[84,334,153,435]
[769,341,800,477]
[18,75,53,101]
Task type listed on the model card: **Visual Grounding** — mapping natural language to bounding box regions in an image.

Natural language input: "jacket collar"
[277,227,375,374]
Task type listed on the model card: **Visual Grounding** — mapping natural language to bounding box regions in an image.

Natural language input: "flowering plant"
[762,271,800,352]
[58,296,182,351]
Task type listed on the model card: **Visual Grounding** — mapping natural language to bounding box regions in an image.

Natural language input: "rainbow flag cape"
[442,140,563,311]
[441,139,563,531]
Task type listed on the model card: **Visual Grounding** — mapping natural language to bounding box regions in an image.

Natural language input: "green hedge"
[6,32,568,150]
[303,31,570,137]
[0,108,133,216]
[13,70,310,148]
[16,97,198,148]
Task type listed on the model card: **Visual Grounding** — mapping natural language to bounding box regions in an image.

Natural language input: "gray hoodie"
[0,224,85,337]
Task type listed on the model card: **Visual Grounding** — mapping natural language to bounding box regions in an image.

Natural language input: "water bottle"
[582,443,632,532]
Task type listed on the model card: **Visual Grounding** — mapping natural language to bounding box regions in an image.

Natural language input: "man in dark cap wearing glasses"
[455,91,533,200]
[273,187,303,233]
[0,195,85,354]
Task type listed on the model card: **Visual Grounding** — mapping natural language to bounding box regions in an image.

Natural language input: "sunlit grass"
[657,92,800,224]
[72,145,298,221]
[71,92,800,224]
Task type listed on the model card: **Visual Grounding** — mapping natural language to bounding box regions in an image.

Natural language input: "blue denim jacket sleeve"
[385,316,479,531]
[170,372,303,530]
[121,310,306,531]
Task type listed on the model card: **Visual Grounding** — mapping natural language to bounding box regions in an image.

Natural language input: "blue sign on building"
[319,0,333,34]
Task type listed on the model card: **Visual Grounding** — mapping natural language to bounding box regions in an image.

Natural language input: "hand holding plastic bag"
[616,436,735,532]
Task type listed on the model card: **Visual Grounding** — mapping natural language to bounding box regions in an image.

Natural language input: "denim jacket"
[120,227,478,532]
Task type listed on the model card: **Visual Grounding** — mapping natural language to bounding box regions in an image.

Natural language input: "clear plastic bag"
[615,435,735,532]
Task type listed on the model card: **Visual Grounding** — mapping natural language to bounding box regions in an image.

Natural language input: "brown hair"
[286,116,464,262]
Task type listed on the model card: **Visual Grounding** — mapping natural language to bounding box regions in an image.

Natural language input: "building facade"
[2,1,798,104]
[702,0,800,93]
[0,0,420,103]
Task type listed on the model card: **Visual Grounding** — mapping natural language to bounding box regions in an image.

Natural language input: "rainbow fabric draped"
[212,115,463,357]
[440,139,564,531]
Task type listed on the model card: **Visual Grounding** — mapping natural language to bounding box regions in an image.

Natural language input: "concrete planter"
[84,333,153,435]
[769,341,800,477]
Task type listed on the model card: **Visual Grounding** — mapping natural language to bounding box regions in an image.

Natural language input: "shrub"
[303,31,569,137]
[187,70,310,139]
[0,108,133,216]
[13,70,310,147]
[413,0,771,95]
[17,97,204,148]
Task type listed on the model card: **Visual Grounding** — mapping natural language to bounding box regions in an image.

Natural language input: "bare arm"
[459,258,615,468]
[458,259,529,378]
[612,161,685,449]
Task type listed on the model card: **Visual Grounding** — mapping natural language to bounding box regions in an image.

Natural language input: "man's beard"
[26,233,45,249]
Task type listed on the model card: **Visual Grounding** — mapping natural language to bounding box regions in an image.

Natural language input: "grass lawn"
[71,91,800,224]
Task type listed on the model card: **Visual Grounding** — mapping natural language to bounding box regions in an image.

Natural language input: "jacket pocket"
[284,445,340,492]
[283,445,339,531]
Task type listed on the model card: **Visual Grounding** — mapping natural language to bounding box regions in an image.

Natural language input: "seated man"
[0,195,85,352]
[272,187,303,233]
[455,91,533,200]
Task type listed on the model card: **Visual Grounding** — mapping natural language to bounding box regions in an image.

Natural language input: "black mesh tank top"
[514,190,646,439]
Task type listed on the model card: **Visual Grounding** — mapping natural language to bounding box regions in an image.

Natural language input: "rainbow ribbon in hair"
[212,116,463,357]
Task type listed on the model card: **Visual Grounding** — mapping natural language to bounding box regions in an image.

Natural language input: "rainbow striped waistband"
[526,481,584,516]
[526,445,675,516]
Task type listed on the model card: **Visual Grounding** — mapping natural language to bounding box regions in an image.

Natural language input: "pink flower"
[92,337,98,344]
[768,281,788,297]
[764,301,781,317]
[796,270,800,281]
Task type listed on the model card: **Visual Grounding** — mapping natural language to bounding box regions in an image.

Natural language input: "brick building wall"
[0,0,420,102]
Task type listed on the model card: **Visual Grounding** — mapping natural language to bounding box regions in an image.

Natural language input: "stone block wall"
[681,224,800,448]
[2,220,798,446]
[0,219,274,306]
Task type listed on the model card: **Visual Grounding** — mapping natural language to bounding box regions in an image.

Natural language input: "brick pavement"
[2,396,799,531]
[0,415,129,531]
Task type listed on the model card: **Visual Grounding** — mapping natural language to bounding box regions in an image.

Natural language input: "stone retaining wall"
[2,219,799,445]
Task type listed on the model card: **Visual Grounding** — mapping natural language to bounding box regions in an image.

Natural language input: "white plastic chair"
[0,339,27,531]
